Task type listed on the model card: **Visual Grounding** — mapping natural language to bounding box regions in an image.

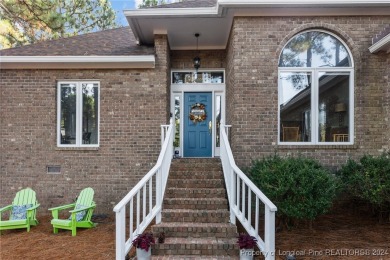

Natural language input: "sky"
[109,0,142,26]
[109,0,178,26]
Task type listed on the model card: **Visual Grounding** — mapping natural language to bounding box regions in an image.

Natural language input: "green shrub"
[248,155,338,224]
[338,153,390,214]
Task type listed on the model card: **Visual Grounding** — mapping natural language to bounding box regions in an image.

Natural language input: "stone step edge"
[162,209,230,213]
[153,237,238,245]
[151,256,239,260]
[152,222,237,228]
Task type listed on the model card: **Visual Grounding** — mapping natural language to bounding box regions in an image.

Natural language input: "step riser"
[162,211,230,223]
[152,246,239,256]
[165,189,226,199]
[169,172,224,179]
[167,180,225,189]
[164,202,228,210]
[151,227,237,239]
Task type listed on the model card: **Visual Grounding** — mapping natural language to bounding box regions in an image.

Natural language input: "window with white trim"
[57,81,100,147]
[278,30,354,144]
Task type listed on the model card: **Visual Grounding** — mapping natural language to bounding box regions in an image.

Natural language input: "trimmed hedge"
[338,153,390,215]
[248,155,338,223]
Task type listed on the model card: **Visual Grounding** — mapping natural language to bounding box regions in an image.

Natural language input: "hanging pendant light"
[193,33,201,72]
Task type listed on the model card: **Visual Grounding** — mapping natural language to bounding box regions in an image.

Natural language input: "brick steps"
[152,256,239,259]
[151,222,237,238]
[152,237,239,256]
[164,198,228,210]
[161,209,230,223]
[151,158,238,258]
[167,179,225,189]
[168,171,224,179]
[165,188,226,199]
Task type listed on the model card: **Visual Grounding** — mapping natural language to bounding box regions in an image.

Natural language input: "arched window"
[278,30,354,144]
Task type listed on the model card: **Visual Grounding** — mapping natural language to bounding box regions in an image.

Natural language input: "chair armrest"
[0,205,12,213]
[27,204,40,211]
[69,204,95,213]
[49,203,75,219]
[48,203,75,212]
[0,205,13,221]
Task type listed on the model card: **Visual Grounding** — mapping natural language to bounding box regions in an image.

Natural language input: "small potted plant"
[132,232,155,260]
[237,233,257,260]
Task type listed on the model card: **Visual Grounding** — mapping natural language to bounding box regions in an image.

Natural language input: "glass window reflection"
[279,31,351,68]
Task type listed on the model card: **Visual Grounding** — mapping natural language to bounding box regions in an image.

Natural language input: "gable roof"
[0,27,154,56]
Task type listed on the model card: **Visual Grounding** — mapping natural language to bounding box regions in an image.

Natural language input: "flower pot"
[136,248,151,260]
[240,249,254,260]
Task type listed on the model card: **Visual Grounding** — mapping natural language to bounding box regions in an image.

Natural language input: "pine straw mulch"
[0,213,116,260]
[1,200,389,260]
[251,199,390,260]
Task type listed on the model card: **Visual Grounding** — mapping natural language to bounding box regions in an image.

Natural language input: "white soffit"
[125,0,390,50]
[0,56,155,69]
[369,33,390,53]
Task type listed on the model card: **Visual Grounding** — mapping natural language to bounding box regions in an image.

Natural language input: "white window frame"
[278,30,354,145]
[57,81,100,147]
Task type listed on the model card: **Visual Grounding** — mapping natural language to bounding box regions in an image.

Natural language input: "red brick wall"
[170,50,226,69]
[0,36,170,214]
[226,16,390,168]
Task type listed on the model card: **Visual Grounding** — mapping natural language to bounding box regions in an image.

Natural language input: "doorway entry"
[171,70,225,158]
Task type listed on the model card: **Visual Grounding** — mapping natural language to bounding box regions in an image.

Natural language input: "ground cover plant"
[248,155,338,228]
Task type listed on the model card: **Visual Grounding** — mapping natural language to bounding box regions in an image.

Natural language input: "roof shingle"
[0,27,154,56]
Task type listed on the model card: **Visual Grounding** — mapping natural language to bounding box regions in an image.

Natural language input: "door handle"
[208,121,212,135]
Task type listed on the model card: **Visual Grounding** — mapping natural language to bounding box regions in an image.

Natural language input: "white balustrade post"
[229,168,236,224]
[161,125,165,148]
[156,168,162,224]
[264,206,276,260]
[115,209,126,260]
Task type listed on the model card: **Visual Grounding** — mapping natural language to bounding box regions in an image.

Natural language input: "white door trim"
[171,74,226,158]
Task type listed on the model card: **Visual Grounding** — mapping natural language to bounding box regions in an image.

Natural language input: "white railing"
[220,122,277,260]
[113,119,174,260]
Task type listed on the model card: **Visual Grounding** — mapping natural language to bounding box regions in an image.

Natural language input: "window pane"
[215,95,221,147]
[172,71,224,84]
[318,72,350,142]
[60,84,77,144]
[174,96,180,148]
[82,83,99,145]
[279,31,351,68]
[280,72,312,142]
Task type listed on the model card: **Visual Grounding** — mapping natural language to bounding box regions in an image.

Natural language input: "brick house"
[1,0,389,214]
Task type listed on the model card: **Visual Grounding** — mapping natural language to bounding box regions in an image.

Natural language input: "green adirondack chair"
[48,187,96,236]
[0,188,40,232]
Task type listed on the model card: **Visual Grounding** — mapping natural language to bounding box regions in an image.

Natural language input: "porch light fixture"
[193,33,201,72]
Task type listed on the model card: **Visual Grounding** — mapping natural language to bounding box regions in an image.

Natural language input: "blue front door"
[184,92,212,157]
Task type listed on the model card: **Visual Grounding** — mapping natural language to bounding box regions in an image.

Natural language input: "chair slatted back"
[11,188,38,220]
[13,188,37,206]
[75,187,95,220]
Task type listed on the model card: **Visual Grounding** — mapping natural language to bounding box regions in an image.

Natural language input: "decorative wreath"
[189,103,207,123]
